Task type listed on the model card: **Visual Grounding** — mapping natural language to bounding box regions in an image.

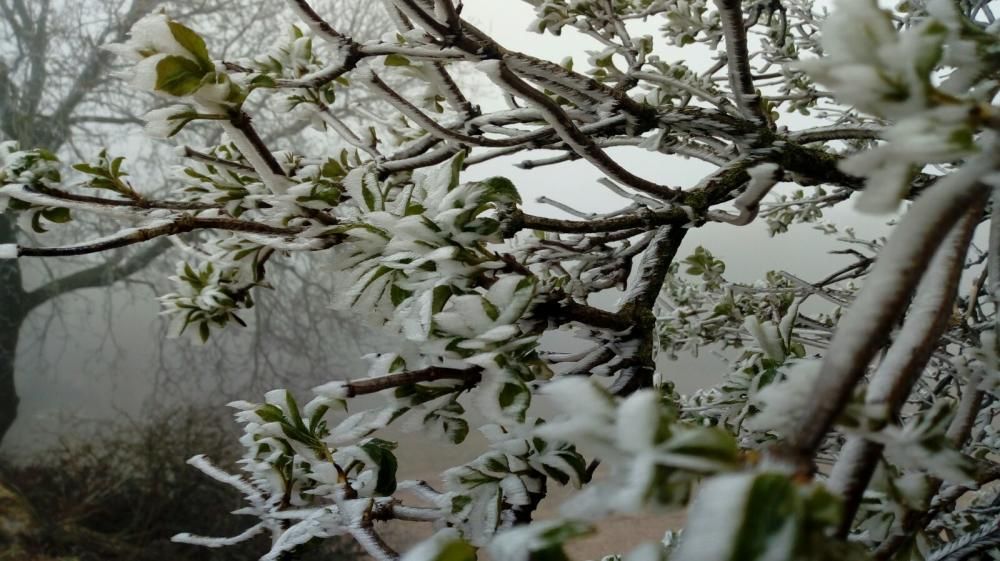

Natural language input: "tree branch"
[713,0,769,125]
[13,216,309,258]
[23,238,172,312]
[332,366,482,398]
[480,60,681,201]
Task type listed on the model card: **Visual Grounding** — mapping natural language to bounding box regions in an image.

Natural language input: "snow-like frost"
[0,244,17,259]
[624,541,666,561]
[171,522,265,547]
[218,124,292,194]
[400,529,466,561]
[747,359,822,434]
[672,473,753,561]
[615,391,661,453]
[313,380,350,399]
[143,105,193,139]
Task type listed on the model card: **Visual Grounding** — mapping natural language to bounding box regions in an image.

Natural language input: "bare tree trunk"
[0,213,26,447]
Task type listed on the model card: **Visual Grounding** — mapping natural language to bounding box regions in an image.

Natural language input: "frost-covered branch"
[707,163,780,225]
[828,206,982,534]
[783,143,997,465]
[317,366,482,398]
[714,0,769,125]
[8,216,307,258]
[479,60,681,201]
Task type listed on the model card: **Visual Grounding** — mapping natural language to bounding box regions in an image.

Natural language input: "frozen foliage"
[799,0,996,213]
[5,0,1000,559]
[745,359,821,435]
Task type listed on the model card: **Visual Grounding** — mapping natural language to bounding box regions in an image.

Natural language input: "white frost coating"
[542,377,614,418]
[499,475,531,506]
[797,0,928,118]
[846,107,976,214]
[172,523,265,547]
[315,108,379,157]
[707,163,779,225]
[747,359,822,434]
[827,436,871,496]
[621,227,674,306]
[0,244,17,259]
[348,526,395,561]
[313,380,350,399]
[624,541,665,561]
[739,163,781,206]
[401,529,466,561]
[391,504,443,522]
[506,57,605,108]
[105,14,197,62]
[488,520,585,561]
[143,105,194,138]
[218,123,292,194]
[672,473,753,561]
[616,390,661,452]
[240,233,325,252]
[186,454,262,502]
[283,0,349,47]
[263,510,330,561]
[477,60,666,198]
[744,315,786,363]
[338,497,374,528]
[0,184,157,218]
[14,219,177,256]
[778,297,802,347]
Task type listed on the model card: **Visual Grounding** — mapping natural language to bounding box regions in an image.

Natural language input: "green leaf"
[41,207,71,224]
[498,382,530,420]
[72,163,102,176]
[361,182,378,211]
[360,439,399,495]
[731,474,798,560]
[450,495,472,514]
[391,284,412,307]
[36,149,58,162]
[431,285,453,314]
[168,20,213,71]
[432,540,477,561]
[308,404,330,433]
[155,55,207,96]
[285,391,306,431]
[256,404,286,424]
[384,54,411,66]
[481,176,521,205]
[322,158,345,178]
[444,417,469,444]
[110,157,126,177]
[665,426,740,467]
[538,520,593,549]
[481,298,500,321]
[30,212,47,233]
